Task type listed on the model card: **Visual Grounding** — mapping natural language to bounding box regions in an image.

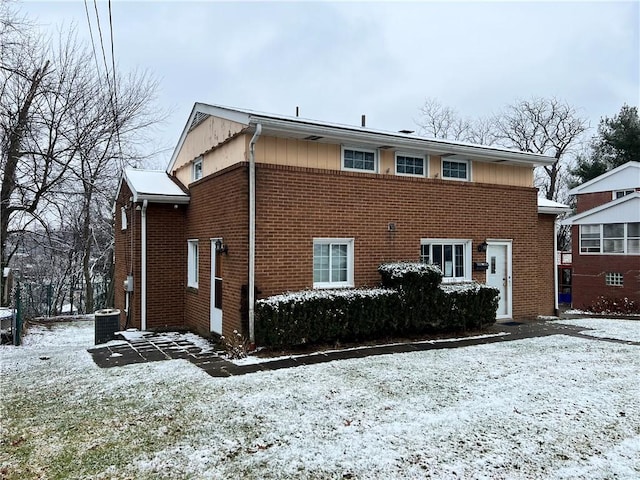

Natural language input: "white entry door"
[486,242,512,319]
[210,239,223,334]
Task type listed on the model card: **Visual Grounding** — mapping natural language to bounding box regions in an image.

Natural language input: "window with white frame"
[313,238,354,288]
[187,240,199,288]
[396,154,426,176]
[442,159,469,181]
[614,189,634,199]
[342,147,377,172]
[192,157,203,181]
[420,239,471,281]
[603,224,624,253]
[628,222,640,254]
[605,272,623,286]
[580,223,640,254]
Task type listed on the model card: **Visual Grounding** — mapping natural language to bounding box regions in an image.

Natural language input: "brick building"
[563,161,640,310]
[114,103,567,342]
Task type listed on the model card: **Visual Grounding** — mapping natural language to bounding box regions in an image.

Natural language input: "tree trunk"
[0,61,49,303]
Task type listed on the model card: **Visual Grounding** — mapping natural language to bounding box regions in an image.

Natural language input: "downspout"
[248,124,262,345]
[141,199,148,331]
[553,217,559,316]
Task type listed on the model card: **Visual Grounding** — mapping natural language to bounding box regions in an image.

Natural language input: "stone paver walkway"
[87,320,639,378]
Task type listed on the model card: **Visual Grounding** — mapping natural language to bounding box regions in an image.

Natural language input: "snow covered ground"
[555,317,640,343]
[1,319,639,479]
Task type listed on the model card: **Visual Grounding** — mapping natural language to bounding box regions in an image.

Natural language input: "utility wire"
[83,0,102,83]
[107,0,123,159]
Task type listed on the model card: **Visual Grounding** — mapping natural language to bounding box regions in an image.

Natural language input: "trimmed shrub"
[255,288,401,347]
[586,296,639,315]
[380,262,499,334]
[255,263,499,348]
[439,283,500,330]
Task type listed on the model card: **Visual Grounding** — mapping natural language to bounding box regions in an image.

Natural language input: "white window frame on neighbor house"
[580,223,640,255]
[187,239,199,288]
[613,189,634,200]
[313,238,354,289]
[395,153,427,177]
[420,239,472,282]
[192,157,203,181]
[605,272,624,286]
[441,158,470,181]
[341,147,378,173]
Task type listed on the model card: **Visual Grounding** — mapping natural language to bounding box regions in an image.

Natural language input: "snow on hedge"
[256,288,397,309]
[439,282,500,294]
[378,261,442,278]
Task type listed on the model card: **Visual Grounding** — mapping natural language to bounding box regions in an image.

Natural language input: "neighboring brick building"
[114,103,567,342]
[563,161,640,310]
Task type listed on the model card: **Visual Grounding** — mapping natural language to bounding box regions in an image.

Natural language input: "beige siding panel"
[174,116,246,171]
[254,136,340,170]
[380,150,394,175]
[174,135,247,186]
[430,156,441,179]
[474,162,533,187]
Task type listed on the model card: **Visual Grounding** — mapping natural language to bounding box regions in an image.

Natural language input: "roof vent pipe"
[296,106,299,117]
[361,115,366,127]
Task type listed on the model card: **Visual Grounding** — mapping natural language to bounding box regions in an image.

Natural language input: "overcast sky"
[18,0,640,168]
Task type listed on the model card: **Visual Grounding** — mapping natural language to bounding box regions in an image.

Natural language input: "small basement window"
[605,272,623,286]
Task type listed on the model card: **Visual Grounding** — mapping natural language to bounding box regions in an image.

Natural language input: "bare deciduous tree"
[1,2,163,309]
[493,97,589,201]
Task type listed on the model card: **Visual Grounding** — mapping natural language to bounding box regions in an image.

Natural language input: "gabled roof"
[562,192,640,225]
[122,168,190,204]
[537,197,571,215]
[568,161,640,195]
[166,102,557,174]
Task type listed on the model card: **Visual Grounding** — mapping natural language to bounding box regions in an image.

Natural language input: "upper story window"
[580,223,640,255]
[342,147,377,173]
[313,238,354,288]
[420,239,472,282]
[613,189,634,199]
[192,157,203,181]
[396,154,426,177]
[442,159,470,181]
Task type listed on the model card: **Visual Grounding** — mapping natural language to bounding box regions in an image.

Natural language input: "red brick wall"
[184,163,249,338]
[253,163,553,320]
[537,214,557,316]
[114,182,139,330]
[571,225,640,309]
[145,203,186,330]
[576,192,613,213]
[113,181,186,331]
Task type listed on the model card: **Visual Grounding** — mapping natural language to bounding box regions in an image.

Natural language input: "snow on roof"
[537,197,571,214]
[568,161,640,195]
[124,168,189,204]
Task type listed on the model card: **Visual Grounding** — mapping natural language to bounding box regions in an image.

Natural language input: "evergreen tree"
[571,105,640,185]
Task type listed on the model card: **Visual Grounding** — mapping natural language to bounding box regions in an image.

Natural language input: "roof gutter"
[248,123,262,346]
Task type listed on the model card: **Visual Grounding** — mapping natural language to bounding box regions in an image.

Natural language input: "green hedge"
[255,288,401,347]
[255,263,499,348]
